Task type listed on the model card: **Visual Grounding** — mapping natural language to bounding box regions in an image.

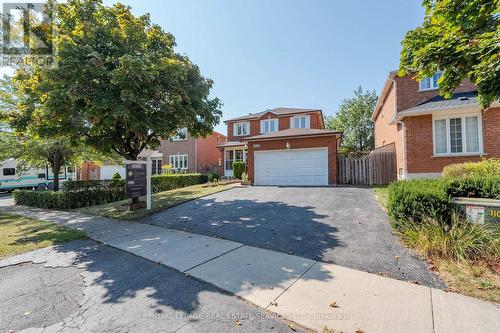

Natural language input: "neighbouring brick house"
[372,71,500,179]
[219,108,342,186]
[159,129,226,174]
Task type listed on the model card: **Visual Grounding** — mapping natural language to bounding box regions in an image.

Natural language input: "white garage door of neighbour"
[254,148,328,186]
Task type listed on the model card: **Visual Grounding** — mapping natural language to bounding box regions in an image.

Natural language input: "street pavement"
[1,201,499,332]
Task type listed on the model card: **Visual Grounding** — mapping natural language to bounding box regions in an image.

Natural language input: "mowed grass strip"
[0,212,86,259]
[75,182,239,220]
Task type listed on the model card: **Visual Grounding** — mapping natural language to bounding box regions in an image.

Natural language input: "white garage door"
[254,148,328,186]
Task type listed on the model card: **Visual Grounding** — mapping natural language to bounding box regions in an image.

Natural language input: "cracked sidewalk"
[1,204,499,333]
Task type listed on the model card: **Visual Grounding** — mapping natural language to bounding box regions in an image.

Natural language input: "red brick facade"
[246,135,340,185]
[226,111,324,142]
[373,72,500,178]
[404,108,500,174]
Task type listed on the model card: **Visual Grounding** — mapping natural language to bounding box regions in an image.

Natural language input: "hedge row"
[388,176,500,229]
[442,158,500,178]
[13,190,67,209]
[151,174,208,193]
[14,173,208,210]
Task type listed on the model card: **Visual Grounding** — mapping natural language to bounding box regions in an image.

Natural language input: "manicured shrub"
[387,179,452,228]
[442,158,500,178]
[232,161,245,179]
[151,174,208,193]
[13,190,67,209]
[62,180,126,208]
[446,176,500,200]
[14,175,208,210]
[111,172,122,180]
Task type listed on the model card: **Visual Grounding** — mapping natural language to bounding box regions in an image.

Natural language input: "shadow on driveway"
[141,186,445,288]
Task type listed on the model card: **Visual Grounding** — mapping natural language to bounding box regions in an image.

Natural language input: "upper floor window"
[260,118,278,134]
[419,72,442,91]
[291,115,310,129]
[233,122,249,136]
[433,114,482,155]
[171,128,188,141]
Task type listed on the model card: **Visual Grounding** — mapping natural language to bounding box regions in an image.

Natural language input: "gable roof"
[371,71,397,121]
[224,108,321,123]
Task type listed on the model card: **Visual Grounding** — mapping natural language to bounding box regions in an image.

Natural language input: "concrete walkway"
[2,205,499,333]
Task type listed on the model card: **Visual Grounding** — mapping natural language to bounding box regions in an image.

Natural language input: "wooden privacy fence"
[337,150,397,185]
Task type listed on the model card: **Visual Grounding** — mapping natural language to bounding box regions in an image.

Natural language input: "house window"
[433,115,482,155]
[233,122,249,136]
[171,128,187,141]
[169,155,188,169]
[291,115,310,129]
[151,159,163,174]
[225,149,245,170]
[419,72,442,91]
[2,168,15,176]
[260,119,278,134]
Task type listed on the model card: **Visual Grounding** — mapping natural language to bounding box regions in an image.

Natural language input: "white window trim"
[432,112,483,157]
[418,72,442,92]
[260,118,278,134]
[233,122,250,136]
[169,154,188,169]
[291,115,311,129]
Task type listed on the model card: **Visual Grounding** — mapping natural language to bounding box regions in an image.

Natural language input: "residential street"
[142,186,445,288]
[0,239,306,333]
[1,203,498,333]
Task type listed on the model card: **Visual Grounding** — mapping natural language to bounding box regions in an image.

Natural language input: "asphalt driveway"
[142,186,445,288]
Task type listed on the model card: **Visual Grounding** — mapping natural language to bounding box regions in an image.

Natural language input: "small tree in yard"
[325,86,378,153]
[399,0,499,107]
[13,0,221,161]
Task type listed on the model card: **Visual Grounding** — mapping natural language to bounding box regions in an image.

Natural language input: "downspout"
[194,138,198,172]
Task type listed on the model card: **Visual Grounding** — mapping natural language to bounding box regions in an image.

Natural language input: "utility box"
[452,197,500,224]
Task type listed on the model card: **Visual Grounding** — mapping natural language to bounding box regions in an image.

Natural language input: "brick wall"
[374,85,405,175]
[226,111,324,141]
[404,108,500,174]
[246,135,339,185]
[160,135,196,171]
[196,132,226,173]
[395,76,477,112]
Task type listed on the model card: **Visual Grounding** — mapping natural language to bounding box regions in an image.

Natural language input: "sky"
[104,0,425,134]
[2,0,426,134]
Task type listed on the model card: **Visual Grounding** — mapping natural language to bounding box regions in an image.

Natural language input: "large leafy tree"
[325,86,378,152]
[14,0,221,160]
[399,0,499,107]
[1,76,118,191]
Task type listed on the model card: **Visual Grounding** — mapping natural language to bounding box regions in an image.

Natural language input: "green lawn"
[76,182,238,220]
[0,212,86,259]
[372,185,389,210]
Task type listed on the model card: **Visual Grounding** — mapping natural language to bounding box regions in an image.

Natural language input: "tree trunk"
[51,162,61,192]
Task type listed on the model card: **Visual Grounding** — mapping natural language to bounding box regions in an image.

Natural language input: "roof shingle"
[224,107,321,122]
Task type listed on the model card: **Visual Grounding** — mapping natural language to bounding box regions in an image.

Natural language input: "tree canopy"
[13,0,221,160]
[325,86,377,153]
[399,0,499,107]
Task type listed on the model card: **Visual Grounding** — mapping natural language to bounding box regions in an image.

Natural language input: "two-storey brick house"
[372,71,500,179]
[219,108,342,186]
[160,129,226,174]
